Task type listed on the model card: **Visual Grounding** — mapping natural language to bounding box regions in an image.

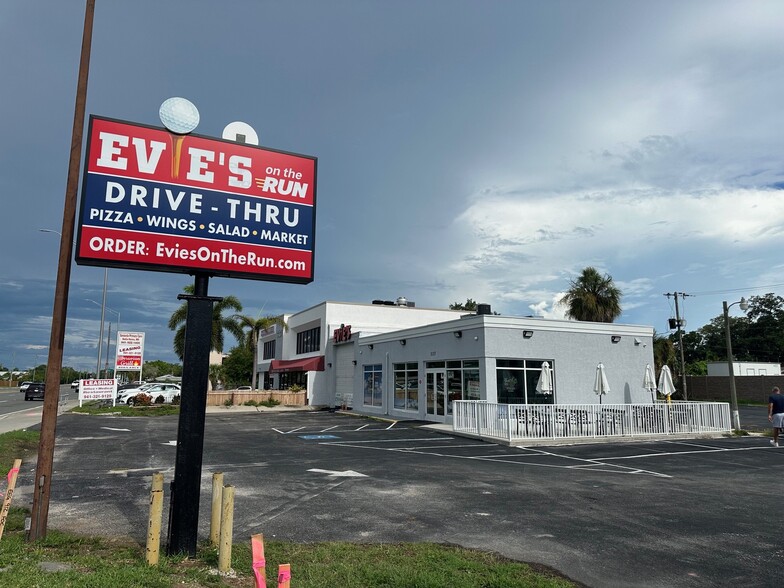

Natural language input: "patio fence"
[453,400,731,443]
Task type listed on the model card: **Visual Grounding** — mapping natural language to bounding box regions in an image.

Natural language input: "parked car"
[25,382,45,401]
[71,380,80,390]
[19,381,33,393]
[236,386,253,391]
[119,383,181,406]
[116,382,158,400]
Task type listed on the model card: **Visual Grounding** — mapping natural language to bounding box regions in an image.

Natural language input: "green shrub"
[171,395,180,405]
[289,384,303,392]
[224,398,233,407]
[154,395,165,404]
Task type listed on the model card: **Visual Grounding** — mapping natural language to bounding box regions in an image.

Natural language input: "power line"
[687,283,784,296]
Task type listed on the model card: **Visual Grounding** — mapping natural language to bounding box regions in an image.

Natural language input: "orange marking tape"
[251,534,267,588]
[1,459,22,541]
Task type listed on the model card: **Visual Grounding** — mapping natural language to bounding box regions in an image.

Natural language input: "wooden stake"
[277,563,291,588]
[251,533,267,588]
[0,459,22,541]
[218,485,235,572]
[210,472,224,545]
[146,472,164,565]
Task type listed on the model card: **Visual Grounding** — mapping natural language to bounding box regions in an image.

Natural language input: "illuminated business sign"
[76,116,317,283]
[333,324,352,343]
[115,331,145,371]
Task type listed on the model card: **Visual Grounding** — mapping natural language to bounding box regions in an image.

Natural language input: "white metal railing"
[453,400,731,443]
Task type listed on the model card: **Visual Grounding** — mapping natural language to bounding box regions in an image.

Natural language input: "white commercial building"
[257,300,655,424]
[706,361,781,376]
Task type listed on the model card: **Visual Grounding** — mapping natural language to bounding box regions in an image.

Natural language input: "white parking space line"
[274,423,411,435]
[324,437,673,477]
[324,437,455,444]
[524,447,672,478]
[597,445,769,461]
[663,440,729,450]
[399,443,491,450]
[272,426,307,434]
[386,422,397,430]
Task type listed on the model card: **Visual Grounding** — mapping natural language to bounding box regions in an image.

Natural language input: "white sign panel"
[115,331,145,371]
[79,378,118,406]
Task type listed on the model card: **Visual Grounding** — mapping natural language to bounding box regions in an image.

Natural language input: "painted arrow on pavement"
[307,468,367,478]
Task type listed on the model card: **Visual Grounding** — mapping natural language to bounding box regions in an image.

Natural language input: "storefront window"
[296,327,321,354]
[463,368,481,401]
[363,364,383,407]
[278,371,307,389]
[496,359,554,404]
[393,362,418,410]
[262,340,276,360]
[425,359,481,412]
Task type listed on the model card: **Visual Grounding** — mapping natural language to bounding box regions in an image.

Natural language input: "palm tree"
[652,331,676,376]
[168,285,245,360]
[234,313,288,390]
[561,267,622,322]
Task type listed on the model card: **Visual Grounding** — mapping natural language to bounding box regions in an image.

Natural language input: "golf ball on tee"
[159,97,200,134]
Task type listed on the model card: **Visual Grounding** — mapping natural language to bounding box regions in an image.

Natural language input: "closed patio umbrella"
[643,364,656,403]
[594,362,610,404]
[536,361,553,395]
[658,365,676,402]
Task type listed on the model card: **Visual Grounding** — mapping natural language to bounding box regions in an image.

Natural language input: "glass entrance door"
[426,370,446,420]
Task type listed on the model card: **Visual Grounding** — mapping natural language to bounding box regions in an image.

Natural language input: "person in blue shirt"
[768,387,784,447]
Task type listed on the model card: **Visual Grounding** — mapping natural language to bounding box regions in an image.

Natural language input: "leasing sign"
[115,331,145,371]
[75,116,317,283]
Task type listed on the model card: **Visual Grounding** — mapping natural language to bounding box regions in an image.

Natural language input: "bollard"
[210,472,224,545]
[146,472,164,565]
[218,485,235,572]
[0,459,22,541]
[251,533,267,588]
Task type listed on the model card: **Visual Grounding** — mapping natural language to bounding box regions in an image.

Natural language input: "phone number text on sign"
[76,116,317,283]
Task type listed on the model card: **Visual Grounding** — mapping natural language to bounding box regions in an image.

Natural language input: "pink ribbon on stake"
[278,563,292,587]
[7,467,19,484]
[251,534,267,588]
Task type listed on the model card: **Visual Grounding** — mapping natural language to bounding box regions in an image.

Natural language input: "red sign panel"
[76,116,317,283]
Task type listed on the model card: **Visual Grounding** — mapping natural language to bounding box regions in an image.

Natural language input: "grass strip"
[0,509,576,587]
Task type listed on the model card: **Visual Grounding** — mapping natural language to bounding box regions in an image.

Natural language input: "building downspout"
[385,352,390,416]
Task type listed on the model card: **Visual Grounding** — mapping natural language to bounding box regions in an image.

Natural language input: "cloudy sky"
[2,0,784,372]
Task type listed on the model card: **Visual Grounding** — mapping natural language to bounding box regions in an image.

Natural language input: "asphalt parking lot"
[11,409,784,588]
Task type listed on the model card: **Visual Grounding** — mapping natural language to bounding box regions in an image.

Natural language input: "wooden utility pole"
[29,0,94,541]
[664,292,690,401]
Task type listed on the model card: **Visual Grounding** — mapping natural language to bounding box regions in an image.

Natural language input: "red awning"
[269,356,325,373]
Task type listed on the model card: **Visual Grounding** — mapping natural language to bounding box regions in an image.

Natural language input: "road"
[6,408,782,588]
[0,384,74,434]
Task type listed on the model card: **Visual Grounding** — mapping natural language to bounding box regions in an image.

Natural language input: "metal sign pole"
[167,273,221,556]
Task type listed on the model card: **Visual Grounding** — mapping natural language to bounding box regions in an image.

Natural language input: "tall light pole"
[86,297,117,376]
[723,297,749,431]
[40,229,109,378]
[96,269,107,376]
